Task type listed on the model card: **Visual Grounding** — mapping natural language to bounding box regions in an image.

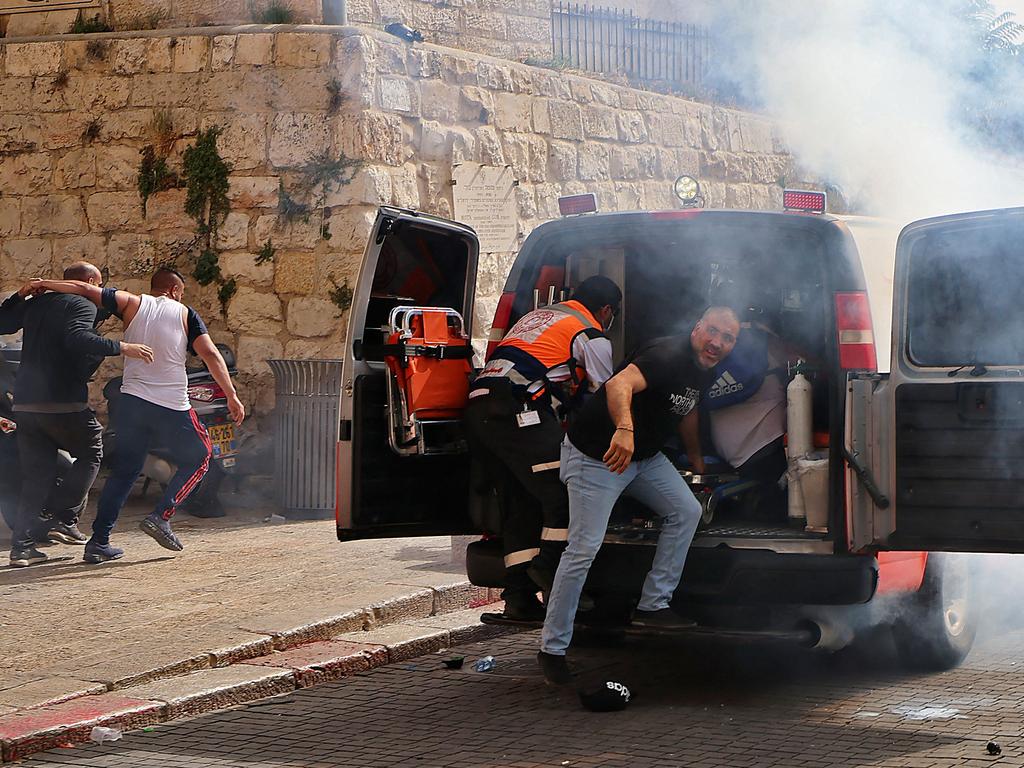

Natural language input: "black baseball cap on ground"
[578,680,632,712]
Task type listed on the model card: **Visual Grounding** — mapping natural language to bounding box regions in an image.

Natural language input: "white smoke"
[709,0,1024,220]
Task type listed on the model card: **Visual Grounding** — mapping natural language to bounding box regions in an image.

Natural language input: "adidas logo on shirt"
[708,371,743,399]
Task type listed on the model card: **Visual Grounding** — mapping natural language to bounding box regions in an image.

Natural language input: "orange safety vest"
[474,300,604,408]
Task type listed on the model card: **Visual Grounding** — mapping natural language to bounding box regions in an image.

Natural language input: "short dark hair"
[572,275,622,318]
[151,266,185,293]
[63,261,100,281]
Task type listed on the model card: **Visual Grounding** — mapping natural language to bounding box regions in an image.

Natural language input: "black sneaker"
[10,547,48,567]
[501,592,546,622]
[83,540,125,564]
[140,516,183,552]
[537,651,573,686]
[47,522,88,545]
[631,608,697,630]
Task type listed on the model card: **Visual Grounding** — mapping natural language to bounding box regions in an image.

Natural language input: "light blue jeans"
[540,438,702,655]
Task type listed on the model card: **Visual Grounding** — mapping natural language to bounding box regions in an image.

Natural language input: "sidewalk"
[0,490,502,761]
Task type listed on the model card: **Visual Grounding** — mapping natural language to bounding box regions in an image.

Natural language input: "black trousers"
[12,410,103,550]
[463,388,570,584]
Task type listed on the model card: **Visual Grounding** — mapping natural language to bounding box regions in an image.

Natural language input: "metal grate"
[551,2,711,93]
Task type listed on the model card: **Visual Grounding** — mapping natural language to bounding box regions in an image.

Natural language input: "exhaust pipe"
[798,619,854,651]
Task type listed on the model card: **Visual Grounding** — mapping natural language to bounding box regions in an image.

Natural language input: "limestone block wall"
[0,25,805,442]
[345,0,551,62]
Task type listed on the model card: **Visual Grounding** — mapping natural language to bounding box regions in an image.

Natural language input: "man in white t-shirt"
[32,268,244,562]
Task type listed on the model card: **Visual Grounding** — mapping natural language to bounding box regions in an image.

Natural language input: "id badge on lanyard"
[516,404,541,428]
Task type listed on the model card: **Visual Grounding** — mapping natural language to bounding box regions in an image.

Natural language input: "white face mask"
[605,313,615,332]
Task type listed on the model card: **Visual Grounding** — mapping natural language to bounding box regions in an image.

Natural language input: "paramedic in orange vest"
[464,276,621,621]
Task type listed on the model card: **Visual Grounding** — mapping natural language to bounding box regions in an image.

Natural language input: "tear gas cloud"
[705,0,1024,221]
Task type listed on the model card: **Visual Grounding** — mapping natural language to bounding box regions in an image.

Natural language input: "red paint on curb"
[0,695,163,762]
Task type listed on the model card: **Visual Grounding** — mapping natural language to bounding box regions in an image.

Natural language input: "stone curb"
[0,585,503,762]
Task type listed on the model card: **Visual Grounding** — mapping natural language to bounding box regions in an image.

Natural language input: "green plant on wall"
[250,0,295,23]
[72,12,113,33]
[328,277,353,311]
[278,151,361,243]
[255,239,276,265]
[137,145,178,215]
[178,127,238,314]
[217,278,238,312]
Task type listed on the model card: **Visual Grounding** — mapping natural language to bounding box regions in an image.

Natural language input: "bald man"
[0,262,153,567]
[538,307,741,684]
[34,267,244,562]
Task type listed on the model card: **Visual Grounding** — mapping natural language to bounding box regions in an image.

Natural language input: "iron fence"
[551,2,711,92]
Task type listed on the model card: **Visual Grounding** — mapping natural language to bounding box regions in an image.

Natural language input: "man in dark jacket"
[0,262,153,567]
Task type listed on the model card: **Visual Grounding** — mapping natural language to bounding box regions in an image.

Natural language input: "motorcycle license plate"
[207,423,237,459]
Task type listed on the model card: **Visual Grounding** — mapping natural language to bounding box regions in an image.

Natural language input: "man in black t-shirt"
[537,306,740,684]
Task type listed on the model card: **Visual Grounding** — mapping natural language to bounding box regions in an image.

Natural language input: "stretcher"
[382,306,474,456]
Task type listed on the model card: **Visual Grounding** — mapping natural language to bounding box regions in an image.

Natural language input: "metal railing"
[551,2,711,92]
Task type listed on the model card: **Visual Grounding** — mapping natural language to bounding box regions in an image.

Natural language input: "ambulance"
[334,183,1024,671]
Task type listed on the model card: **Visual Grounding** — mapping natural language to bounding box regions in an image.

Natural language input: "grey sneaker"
[47,522,88,545]
[140,516,183,552]
[10,547,48,567]
[83,540,125,564]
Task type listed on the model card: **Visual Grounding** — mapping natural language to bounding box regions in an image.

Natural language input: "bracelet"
[615,426,633,432]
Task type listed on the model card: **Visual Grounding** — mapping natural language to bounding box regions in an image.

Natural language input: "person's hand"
[18,280,45,297]
[603,428,634,474]
[227,394,245,426]
[120,342,154,363]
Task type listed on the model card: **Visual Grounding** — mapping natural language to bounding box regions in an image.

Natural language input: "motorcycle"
[101,343,240,518]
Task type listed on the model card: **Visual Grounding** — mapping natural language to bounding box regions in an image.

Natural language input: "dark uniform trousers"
[463,386,569,598]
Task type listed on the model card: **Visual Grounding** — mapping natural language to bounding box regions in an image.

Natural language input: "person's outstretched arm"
[192,334,245,425]
[28,280,137,321]
[602,364,648,474]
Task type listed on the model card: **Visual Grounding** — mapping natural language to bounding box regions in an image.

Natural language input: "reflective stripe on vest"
[477,300,601,400]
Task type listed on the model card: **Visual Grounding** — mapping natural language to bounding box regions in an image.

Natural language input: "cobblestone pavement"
[20,619,1024,768]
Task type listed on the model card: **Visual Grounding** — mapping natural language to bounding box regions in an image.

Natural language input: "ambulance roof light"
[558,193,598,216]
[783,189,827,214]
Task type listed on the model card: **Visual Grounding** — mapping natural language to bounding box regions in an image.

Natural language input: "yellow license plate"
[207,423,236,458]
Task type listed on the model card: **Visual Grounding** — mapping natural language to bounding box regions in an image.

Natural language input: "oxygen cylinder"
[786,366,813,523]
[786,370,813,459]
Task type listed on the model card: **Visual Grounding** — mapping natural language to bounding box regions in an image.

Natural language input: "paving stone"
[0,678,107,710]
[118,665,295,720]
[406,607,509,645]
[245,640,390,688]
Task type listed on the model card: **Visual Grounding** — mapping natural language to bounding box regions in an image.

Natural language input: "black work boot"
[501,563,545,621]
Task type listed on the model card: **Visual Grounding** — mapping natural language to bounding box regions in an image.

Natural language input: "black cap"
[578,680,631,712]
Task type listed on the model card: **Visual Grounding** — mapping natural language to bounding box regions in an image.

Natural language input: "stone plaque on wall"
[0,0,98,12]
[452,163,518,254]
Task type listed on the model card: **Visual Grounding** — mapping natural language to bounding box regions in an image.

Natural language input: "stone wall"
[3,0,551,64]
[0,25,805,444]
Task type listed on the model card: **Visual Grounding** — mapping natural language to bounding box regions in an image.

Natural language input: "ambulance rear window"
[906,224,1024,366]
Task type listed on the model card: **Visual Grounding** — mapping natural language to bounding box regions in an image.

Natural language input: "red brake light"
[558,193,598,216]
[486,292,515,360]
[188,383,226,402]
[783,189,826,214]
[835,292,876,370]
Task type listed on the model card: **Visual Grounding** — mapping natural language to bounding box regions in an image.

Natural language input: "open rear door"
[337,207,480,540]
[848,207,1024,552]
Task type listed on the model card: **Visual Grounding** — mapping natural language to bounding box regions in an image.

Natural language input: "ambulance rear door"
[848,207,1024,552]
[336,207,480,540]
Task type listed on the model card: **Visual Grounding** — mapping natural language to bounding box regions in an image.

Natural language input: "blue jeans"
[540,438,702,655]
[93,394,211,544]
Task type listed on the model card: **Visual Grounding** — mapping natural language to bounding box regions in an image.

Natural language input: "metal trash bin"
[267,359,344,519]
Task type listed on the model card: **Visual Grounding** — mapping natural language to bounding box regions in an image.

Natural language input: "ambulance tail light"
[835,292,877,370]
[486,292,515,359]
[783,189,827,214]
